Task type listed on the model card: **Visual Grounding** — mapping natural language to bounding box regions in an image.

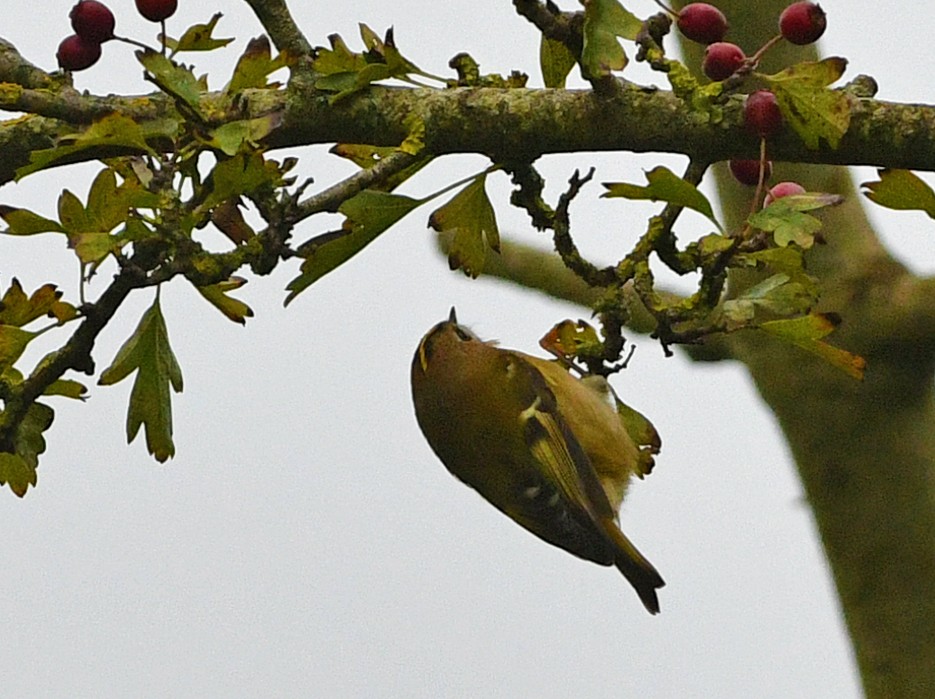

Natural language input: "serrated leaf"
[166,13,234,53]
[0,325,36,367]
[16,114,158,180]
[0,402,54,497]
[861,169,935,218]
[0,280,67,327]
[313,34,368,75]
[748,192,843,248]
[540,36,577,88]
[98,299,183,462]
[0,207,65,235]
[581,0,642,78]
[428,174,500,278]
[285,190,422,305]
[196,277,254,324]
[760,313,866,380]
[603,166,722,231]
[762,58,851,150]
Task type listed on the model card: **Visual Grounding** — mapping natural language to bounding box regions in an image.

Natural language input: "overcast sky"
[3,2,934,697]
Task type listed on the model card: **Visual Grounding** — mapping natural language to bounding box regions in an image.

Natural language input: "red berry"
[135,0,178,22]
[56,34,102,71]
[779,2,827,45]
[744,90,783,138]
[702,42,745,81]
[677,3,729,45]
[70,1,115,43]
[764,181,806,206]
[729,159,772,187]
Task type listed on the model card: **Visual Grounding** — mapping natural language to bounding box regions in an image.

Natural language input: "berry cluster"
[662,2,827,196]
[56,0,178,72]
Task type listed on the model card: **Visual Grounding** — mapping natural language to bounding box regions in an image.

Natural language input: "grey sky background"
[2,2,932,696]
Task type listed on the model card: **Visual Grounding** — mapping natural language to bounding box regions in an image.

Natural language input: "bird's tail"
[603,521,665,614]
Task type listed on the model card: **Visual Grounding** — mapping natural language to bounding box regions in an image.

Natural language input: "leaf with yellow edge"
[760,313,866,380]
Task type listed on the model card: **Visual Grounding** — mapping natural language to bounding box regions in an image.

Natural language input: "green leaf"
[540,36,577,88]
[196,277,254,324]
[748,192,843,248]
[760,313,866,380]
[428,174,500,278]
[166,13,234,53]
[612,395,661,478]
[58,189,92,233]
[90,169,161,230]
[199,153,284,213]
[0,207,65,235]
[0,402,54,497]
[722,273,817,328]
[581,0,642,78]
[43,379,88,400]
[225,36,290,95]
[312,34,368,75]
[603,166,722,231]
[762,57,851,150]
[285,190,422,305]
[98,299,183,462]
[16,114,158,179]
[329,143,431,191]
[0,325,36,367]
[861,169,935,218]
[209,114,282,156]
[137,50,204,115]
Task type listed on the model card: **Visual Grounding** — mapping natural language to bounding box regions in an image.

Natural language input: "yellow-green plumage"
[411,310,664,614]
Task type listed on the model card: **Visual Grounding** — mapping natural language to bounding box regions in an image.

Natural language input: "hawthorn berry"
[702,42,745,81]
[677,3,728,45]
[744,90,783,138]
[764,181,806,206]
[135,0,178,22]
[69,1,115,43]
[729,159,772,187]
[779,2,826,45]
[56,34,102,71]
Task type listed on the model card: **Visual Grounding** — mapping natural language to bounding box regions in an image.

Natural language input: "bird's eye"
[453,325,474,342]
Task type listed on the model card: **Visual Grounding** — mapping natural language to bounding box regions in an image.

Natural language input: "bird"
[410,308,665,613]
